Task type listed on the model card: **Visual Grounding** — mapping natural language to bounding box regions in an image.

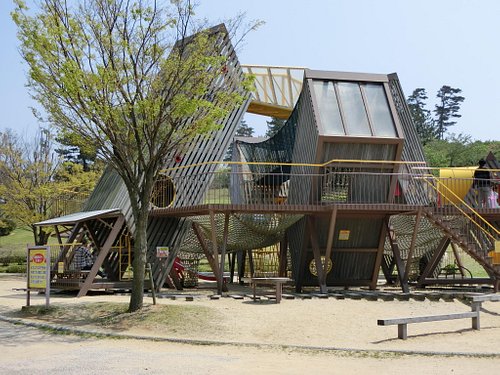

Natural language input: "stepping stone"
[393,293,410,301]
[343,292,363,300]
[356,291,378,301]
[377,293,395,301]
[209,295,221,300]
[245,294,261,300]
[312,293,329,299]
[361,294,378,301]
[409,293,426,301]
[329,293,346,300]
[441,294,455,302]
[426,294,441,301]
[295,293,312,299]
[185,296,194,301]
[282,294,295,300]
[228,294,244,300]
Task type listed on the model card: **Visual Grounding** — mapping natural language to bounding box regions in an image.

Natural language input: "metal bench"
[377,294,499,340]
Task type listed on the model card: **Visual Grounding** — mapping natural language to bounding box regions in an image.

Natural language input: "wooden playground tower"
[35,25,500,297]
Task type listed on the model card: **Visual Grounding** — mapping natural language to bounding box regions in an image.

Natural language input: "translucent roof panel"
[337,82,371,136]
[312,81,344,135]
[311,79,398,138]
[363,84,397,137]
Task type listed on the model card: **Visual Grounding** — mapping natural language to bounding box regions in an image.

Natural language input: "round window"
[151,175,175,208]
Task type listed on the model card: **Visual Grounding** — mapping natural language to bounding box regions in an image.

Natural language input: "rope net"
[179,213,303,254]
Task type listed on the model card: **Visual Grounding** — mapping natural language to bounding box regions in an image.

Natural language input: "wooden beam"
[416,237,450,287]
[295,218,308,293]
[278,237,288,277]
[403,208,422,286]
[380,255,393,283]
[370,217,389,289]
[322,207,338,286]
[192,221,217,275]
[450,242,466,277]
[218,213,230,289]
[247,250,255,277]
[208,210,225,293]
[52,222,83,273]
[78,215,125,297]
[306,216,327,293]
[386,221,409,293]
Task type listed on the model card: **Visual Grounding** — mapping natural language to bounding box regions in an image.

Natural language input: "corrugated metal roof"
[35,208,122,226]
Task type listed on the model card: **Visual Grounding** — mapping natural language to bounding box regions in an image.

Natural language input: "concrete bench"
[378,293,499,340]
[377,311,479,340]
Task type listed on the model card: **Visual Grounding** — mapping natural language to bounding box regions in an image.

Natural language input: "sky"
[1,0,499,140]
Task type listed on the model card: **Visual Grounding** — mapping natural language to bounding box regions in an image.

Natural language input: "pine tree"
[407,88,436,145]
[265,117,286,137]
[434,86,465,140]
[224,119,254,161]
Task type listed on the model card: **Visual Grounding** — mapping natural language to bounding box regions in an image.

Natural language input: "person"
[73,238,105,277]
[473,159,492,208]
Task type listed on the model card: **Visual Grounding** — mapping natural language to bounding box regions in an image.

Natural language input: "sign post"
[26,246,51,308]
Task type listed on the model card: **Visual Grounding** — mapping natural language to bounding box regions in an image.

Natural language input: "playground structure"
[34,24,500,297]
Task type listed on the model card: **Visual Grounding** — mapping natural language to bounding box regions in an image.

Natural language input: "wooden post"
[219,213,230,288]
[471,301,481,330]
[402,208,422,286]
[278,237,288,277]
[248,250,255,277]
[370,217,389,289]
[237,251,246,284]
[323,207,338,286]
[147,263,156,305]
[306,216,327,293]
[78,215,125,297]
[416,237,450,286]
[450,242,466,277]
[398,324,408,340]
[192,221,226,292]
[386,221,409,293]
[209,210,225,294]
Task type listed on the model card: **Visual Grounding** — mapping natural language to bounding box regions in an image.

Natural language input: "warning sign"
[338,230,350,241]
[28,247,49,289]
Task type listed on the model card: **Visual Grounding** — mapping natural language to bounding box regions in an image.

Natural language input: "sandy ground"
[1,274,500,373]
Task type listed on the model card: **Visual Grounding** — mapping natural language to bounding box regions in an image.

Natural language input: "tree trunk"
[128,208,149,312]
[32,226,49,246]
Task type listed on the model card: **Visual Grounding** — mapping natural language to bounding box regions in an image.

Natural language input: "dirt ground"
[1,274,500,374]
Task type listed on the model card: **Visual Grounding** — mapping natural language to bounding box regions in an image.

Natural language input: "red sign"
[32,253,45,263]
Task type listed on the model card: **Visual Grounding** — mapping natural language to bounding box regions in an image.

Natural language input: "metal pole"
[46,246,51,308]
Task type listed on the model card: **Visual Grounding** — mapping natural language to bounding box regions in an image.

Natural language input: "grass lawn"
[0,228,34,257]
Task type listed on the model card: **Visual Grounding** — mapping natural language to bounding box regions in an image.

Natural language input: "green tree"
[0,128,92,244]
[0,212,16,237]
[434,85,465,140]
[423,134,500,167]
[13,0,254,311]
[55,131,98,172]
[265,117,286,138]
[407,88,436,145]
[224,119,254,161]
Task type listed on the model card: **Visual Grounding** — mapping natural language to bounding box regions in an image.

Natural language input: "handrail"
[162,158,427,173]
[419,175,499,242]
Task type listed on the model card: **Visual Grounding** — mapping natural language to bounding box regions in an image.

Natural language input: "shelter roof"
[35,208,122,226]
